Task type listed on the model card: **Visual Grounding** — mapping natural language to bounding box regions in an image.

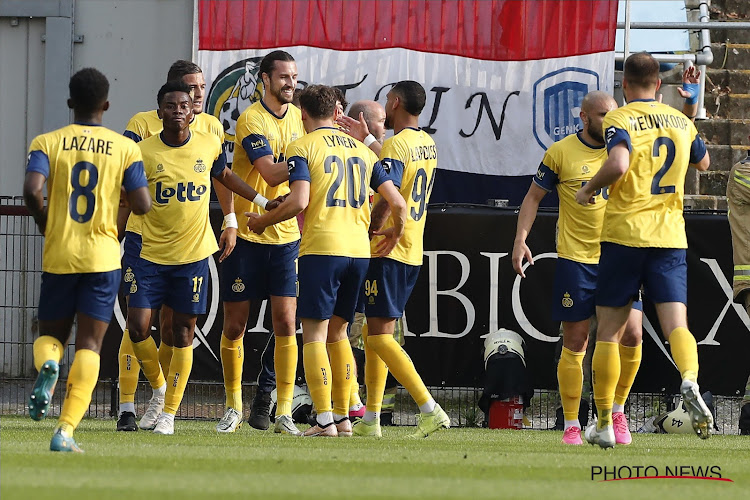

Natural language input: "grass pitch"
[1,416,748,500]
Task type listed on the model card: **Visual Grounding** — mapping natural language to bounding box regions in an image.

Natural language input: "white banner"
[199,47,613,176]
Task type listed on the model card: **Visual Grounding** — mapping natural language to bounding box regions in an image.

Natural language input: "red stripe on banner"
[199,0,617,61]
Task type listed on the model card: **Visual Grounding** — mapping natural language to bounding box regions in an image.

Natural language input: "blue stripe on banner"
[430,169,560,208]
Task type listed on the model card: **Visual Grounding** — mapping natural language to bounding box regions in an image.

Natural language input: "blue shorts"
[553,258,644,321]
[128,258,210,315]
[360,258,421,319]
[597,242,687,306]
[120,231,142,295]
[220,238,298,301]
[297,255,369,323]
[39,270,120,323]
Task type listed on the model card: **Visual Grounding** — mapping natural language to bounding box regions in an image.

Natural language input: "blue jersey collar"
[576,132,605,150]
[261,99,288,119]
[159,131,191,147]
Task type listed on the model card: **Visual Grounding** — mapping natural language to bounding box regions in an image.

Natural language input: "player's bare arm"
[371,180,406,257]
[575,143,629,206]
[246,179,310,234]
[512,182,547,278]
[23,171,48,235]
[251,154,291,187]
[213,166,266,206]
[691,149,711,171]
[678,64,701,121]
[369,197,391,238]
[126,186,151,216]
[213,179,237,263]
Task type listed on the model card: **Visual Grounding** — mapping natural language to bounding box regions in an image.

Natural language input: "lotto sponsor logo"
[155,181,208,204]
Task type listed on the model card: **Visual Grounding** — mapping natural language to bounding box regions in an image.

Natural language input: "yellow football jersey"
[370,128,437,266]
[602,100,707,248]
[138,131,226,265]
[534,133,608,264]
[26,123,146,274]
[287,127,389,258]
[233,101,304,245]
[124,111,225,235]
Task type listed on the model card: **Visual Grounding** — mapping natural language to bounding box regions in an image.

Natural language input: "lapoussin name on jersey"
[628,113,689,132]
[155,181,208,203]
[62,135,114,156]
[410,144,438,162]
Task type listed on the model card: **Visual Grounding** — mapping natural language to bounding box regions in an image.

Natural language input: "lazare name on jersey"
[62,135,114,156]
[627,113,690,132]
[154,181,208,203]
[409,144,437,161]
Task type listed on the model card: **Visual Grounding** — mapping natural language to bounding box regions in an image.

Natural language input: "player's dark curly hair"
[332,87,348,113]
[624,52,660,89]
[167,60,202,82]
[69,68,109,113]
[391,80,426,116]
[259,50,295,82]
[298,85,337,119]
[157,80,193,107]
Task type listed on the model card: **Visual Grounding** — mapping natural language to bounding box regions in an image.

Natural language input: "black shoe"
[248,390,272,430]
[117,411,138,432]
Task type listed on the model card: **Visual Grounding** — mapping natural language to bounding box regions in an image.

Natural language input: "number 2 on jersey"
[651,137,676,195]
[68,161,99,223]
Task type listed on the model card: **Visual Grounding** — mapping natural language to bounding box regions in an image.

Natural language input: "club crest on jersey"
[124,267,134,283]
[562,292,574,308]
[192,293,200,303]
[129,282,138,294]
[194,159,206,173]
[532,67,600,151]
[156,163,164,173]
[231,278,245,293]
[581,165,590,174]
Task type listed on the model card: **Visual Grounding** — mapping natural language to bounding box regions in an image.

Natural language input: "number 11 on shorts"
[192,276,203,293]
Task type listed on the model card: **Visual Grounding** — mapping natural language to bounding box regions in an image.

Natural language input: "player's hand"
[336,113,369,142]
[245,212,266,235]
[677,64,701,99]
[574,186,595,206]
[266,194,287,211]
[371,227,401,257]
[218,227,237,263]
[511,240,533,278]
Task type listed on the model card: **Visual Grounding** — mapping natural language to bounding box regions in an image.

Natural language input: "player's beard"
[384,112,394,130]
[587,123,604,144]
[270,82,294,105]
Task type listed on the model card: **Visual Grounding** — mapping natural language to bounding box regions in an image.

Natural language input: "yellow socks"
[327,338,354,417]
[614,343,642,407]
[668,327,699,382]
[367,333,431,407]
[303,342,332,414]
[591,341,620,428]
[158,342,173,380]
[557,347,585,422]
[363,329,388,413]
[118,330,139,405]
[57,349,100,436]
[164,346,193,415]
[274,335,298,417]
[33,336,64,371]
[349,373,363,408]
[131,336,166,389]
[220,334,244,411]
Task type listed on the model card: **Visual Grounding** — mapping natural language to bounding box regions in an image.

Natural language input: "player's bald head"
[581,91,616,114]
[348,100,382,121]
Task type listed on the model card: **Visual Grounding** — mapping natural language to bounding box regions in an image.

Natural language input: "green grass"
[1,416,749,500]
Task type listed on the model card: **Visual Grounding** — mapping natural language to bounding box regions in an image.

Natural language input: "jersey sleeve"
[237,113,273,162]
[370,161,391,191]
[603,113,631,153]
[533,145,561,192]
[379,138,408,188]
[122,145,147,191]
[124,115,146,143]
[209,136,228,177]
[286,142,310,183]
[688,122,707,165]
[26,137,50,178]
